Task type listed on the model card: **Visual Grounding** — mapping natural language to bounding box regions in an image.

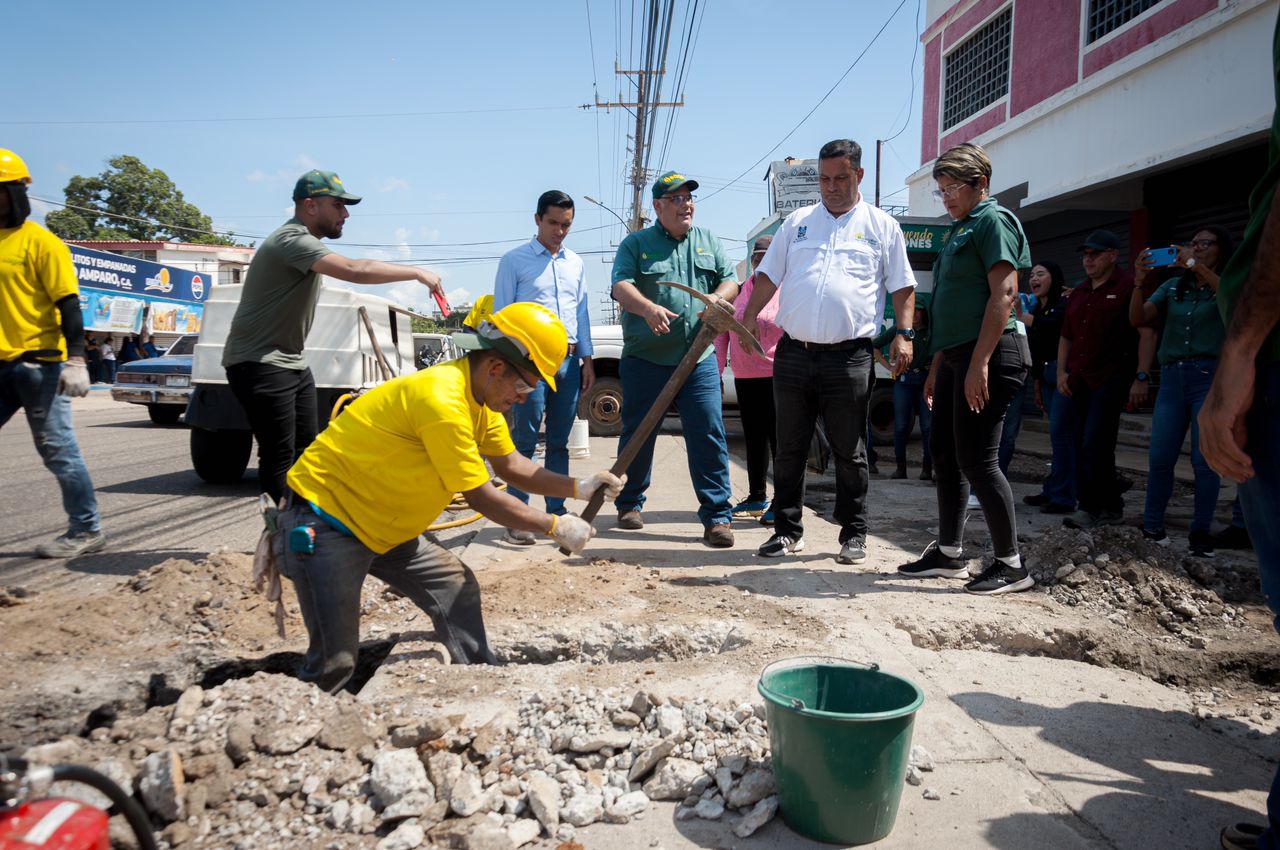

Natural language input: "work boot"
[703,524,734,548]
[890,464,907,480]
[617,510,643,530]
[35,530,107,559]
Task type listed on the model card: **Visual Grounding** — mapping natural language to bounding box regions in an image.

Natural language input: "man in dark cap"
[1056,229,1136,529]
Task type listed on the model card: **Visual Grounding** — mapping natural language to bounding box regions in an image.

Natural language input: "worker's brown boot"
[617,510,644,530]
[703,524,734,548]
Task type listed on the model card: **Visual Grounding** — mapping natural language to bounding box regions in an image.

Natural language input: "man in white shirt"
[741,139,916,564]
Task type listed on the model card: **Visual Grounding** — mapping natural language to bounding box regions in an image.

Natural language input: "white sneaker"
[967,494,980,509]
[758,534,804,557]
[35,531,107,559]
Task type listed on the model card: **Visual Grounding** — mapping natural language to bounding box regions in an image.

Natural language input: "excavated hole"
[495,621,751,664]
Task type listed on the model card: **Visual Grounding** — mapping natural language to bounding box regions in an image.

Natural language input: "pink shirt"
[715,274,782,379]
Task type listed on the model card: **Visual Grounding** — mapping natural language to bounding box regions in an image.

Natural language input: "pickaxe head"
[655,280,765,357]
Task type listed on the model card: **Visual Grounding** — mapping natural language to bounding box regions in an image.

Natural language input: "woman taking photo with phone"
[897,143,1033,595]
[1130,225,1233,557]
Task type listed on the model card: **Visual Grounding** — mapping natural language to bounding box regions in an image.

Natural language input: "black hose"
[50,764,158,850]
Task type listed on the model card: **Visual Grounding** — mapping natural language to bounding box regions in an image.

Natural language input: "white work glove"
[549,514,595,555]
[574,472,624,502]
[58,361,91,398]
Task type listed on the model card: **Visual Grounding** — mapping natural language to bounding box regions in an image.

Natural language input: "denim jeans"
[101,360,116,383]
[1069,369,1132,515]
[734,376,777,502]
[931,333,1030,558]
[772,336,873,545]
[226,362,319,504]
[0,360,100,535]
[1039,361,1077,508]
[508,357,581,514]
[1143,359,1220,534]
[997,377,1030,475]
[893,371,932,467]
[614,354,733,528]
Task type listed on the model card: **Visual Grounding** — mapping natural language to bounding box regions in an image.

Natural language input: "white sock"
[939,544,963,558]
[997,553,1022,570]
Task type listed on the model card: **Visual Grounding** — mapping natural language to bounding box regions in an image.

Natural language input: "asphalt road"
[1,390,264,593]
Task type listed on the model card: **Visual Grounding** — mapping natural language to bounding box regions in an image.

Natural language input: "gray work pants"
[275,503,497,693]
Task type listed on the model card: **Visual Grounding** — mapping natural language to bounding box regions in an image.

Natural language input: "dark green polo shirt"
[928,198,1030,354]
[611,223,737,365]
[872,325,933,371]
[1218,12,1280,363]
[1149,277,1225,365]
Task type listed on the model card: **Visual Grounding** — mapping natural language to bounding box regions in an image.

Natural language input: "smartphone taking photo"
[1147,246,1179,267]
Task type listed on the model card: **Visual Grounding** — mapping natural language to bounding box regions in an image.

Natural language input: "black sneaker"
[898,542,968,579]
[1040,502,1073,515]
[1141,527,1170,546]
[1022,492,1049,507]
[964,560,1035,595]
[1189,531,1216,558]
[1115,474,1134,495]
[758,533,804,557]
[1213,525,1253,550]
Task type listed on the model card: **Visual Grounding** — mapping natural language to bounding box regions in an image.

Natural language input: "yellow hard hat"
[452,302,568,391]
[0,149,32,184]
[463,294,494,331]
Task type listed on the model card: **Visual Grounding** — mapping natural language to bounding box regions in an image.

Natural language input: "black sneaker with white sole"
[758,533,804,557]
[964,560,1035,595]
[898,542,968,579]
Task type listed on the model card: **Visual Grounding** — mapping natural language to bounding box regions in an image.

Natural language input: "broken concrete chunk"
[725,766,774,809]
[449,771,487,817]
[317,702,375,751]
[427,749,464,802]
[693,797,725,820]
[642,757,703,801]
[560,793,604,827]
[653,705,685,738]
[909,745,935,771]
[389,712,465,748]
[733,794,778,837]
[139,748,185,822]
[253,716,323,755]
[525,774,560,832]
[376,820,425,850]
[472,709,519,757]
[506,818,541,847]
[223,717,254,766]
[370,749,433,807]
[627,737,675,783]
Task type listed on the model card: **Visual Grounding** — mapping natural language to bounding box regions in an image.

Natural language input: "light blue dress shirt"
[492,237,593,358]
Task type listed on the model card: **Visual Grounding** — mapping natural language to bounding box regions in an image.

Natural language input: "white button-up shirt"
[756,200,915,344]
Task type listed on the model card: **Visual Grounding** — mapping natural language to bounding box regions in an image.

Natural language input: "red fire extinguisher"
[0,757,157,850]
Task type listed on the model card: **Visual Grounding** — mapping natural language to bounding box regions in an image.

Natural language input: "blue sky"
[11,0,924,324]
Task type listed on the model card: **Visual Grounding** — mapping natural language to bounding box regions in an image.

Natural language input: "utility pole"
[875,139,883,208]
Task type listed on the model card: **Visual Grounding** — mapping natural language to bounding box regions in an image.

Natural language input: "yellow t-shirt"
[287,357,515,553]
[0,222,79,362]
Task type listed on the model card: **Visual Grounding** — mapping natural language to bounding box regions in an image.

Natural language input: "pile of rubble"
[23,672,793,850]
[1021,526,1253,642]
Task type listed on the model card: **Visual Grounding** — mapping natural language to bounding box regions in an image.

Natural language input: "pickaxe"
[563,280,764,552]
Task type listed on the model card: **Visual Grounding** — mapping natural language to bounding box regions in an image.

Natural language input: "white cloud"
[294,154,319,171]
[380,178,410,193]
[446,286,471,306]
[393,228,412,260]
[29,197,57,221]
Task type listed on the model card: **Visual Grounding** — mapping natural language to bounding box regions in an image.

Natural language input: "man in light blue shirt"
[492,190,595,543]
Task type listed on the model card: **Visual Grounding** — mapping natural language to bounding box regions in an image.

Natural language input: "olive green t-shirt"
[1218,10,1280,363]
[928,199,1030,354]
[222,218,332,369]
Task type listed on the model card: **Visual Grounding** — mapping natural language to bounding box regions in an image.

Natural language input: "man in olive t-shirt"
[223,169,446,502]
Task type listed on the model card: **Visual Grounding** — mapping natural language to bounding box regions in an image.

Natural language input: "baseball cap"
[652,170,700,200]
[293,170,362,204]
[1077,229,1120,251]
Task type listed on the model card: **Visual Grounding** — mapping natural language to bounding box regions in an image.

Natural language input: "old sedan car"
[110,334,197,424]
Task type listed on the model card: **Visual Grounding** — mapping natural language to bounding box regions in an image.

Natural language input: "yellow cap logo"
[663,173,684,184]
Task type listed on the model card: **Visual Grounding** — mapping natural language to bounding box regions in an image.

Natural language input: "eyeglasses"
[502,363,537,397]
[931,182,967,201]
[661,194,696,206]
[1188,239,1218,249]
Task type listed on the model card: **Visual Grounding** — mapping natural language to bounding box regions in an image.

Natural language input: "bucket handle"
[758,656,880,712]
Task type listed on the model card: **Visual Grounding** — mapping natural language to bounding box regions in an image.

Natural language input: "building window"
[1087,0,1167,43]
[942,7,1012,131]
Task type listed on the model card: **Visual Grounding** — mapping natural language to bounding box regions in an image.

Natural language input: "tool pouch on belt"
[251,493,287,638]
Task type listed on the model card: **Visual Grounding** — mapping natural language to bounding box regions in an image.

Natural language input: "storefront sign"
[69,246,209,303]
[769,159,820,215]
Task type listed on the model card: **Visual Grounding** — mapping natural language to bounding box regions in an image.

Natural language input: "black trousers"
[773,336,873,544]
[734,376,777,502]
[226,362,319,503]
[1068,369,1132,515]
[931,332,1030,559]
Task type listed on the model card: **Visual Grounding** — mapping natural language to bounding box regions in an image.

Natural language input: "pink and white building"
[906,0,1278,269]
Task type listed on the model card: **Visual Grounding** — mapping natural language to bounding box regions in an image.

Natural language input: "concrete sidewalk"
[449,429,1273,849]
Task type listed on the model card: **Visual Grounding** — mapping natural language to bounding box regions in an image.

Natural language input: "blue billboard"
[69,246,207,335]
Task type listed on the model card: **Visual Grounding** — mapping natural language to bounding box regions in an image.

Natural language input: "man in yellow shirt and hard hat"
[277,302,620,692]
[0,149,105,559]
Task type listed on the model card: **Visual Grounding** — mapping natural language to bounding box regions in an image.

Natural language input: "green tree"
[44,155,237,245]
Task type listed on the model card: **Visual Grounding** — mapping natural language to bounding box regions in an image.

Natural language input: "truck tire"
[868,385,896,447]
[148,404,182,425]
[579,376,623,437]
[191,427,253,484]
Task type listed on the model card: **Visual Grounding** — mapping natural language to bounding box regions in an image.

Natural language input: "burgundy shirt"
[1061,267,1136,392]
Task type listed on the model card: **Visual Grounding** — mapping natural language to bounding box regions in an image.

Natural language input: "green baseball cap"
[292,170,362,204]
[652,170,699,200]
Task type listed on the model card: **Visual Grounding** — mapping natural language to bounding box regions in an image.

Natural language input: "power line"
[697,0,910,204]
[3,105,579,128]
[882,0,922,145]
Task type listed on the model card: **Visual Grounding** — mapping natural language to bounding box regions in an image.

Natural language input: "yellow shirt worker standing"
[276,303,621,693]
[0,149,104,559]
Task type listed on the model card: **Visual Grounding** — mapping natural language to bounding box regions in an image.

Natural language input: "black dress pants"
[226,362,319,503]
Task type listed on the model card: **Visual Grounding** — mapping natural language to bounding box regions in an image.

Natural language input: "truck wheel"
[580,377,623,437]
[191,428,252,484]
[148,404,182,425]
[868,385,896,447]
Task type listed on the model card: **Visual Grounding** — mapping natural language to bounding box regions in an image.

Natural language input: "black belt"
[783,333,871,352]
[1,349,61,365]
[567,343,578,356]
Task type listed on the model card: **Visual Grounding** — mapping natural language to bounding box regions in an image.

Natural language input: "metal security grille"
[942,8,1012,130]
[1087,0,1166,43]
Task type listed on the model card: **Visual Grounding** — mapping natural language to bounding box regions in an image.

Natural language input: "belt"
[567,343,577,356]
[783,333,870,352]
[1,349,61,365]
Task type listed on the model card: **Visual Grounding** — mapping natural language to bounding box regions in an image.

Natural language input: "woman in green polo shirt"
[1130,225,1233,557]
[897,143,1033,596]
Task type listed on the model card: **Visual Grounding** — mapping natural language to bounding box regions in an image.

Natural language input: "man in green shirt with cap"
[610,170,740,547]
[223,169,446,503]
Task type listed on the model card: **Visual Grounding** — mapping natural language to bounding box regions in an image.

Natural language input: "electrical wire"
[882,0,922,145]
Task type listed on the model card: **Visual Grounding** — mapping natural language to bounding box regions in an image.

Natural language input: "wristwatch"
[1186,258,1197,269]
[896,328,916,340]
[1136,372,1150,382]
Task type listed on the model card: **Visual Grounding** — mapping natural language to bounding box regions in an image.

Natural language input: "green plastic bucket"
[757,657,924,845]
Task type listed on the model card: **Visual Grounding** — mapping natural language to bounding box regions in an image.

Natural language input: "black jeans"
[1068,369,1132,515]
[734,376,777,503]
[931,332,1030,559]
[226,362,319,503]
[773,336,873,544]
